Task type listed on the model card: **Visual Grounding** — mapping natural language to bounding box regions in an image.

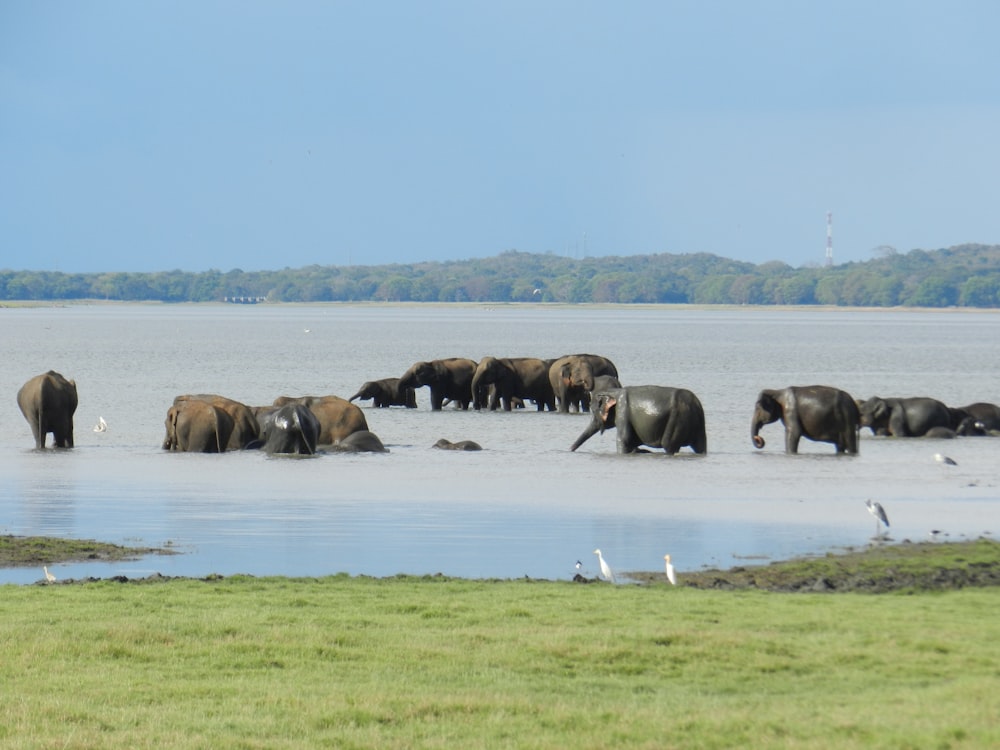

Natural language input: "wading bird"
[934,453,957,466]
[663,554,677,585]
[93,416,107,433]
[43,566,56,583]
[865,499,890,538]
[593,549,614,583]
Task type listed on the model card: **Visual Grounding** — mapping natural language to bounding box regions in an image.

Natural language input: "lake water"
[1,303,998,585]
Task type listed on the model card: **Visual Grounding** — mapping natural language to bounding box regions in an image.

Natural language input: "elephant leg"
[785,424,802,454]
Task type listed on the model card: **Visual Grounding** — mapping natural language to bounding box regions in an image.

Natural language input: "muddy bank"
[0,535,176,568]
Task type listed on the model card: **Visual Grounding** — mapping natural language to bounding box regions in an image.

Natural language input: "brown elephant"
[548,354,619,413]
[398,358,477,410]
[470,356,555,411]
[272,395,369,445]
[163,399,234,453]
[348,377,417,408]
[173,394,259,450]
[17,370,79,449]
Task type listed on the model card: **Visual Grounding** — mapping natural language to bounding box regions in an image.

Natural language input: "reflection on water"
[1,304,998,585]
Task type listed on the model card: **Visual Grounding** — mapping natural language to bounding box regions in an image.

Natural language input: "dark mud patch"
[0,535,177,568]
[622,538,1000,593]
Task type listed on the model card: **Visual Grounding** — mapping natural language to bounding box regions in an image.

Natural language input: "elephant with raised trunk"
[272,395,369,445]
[549,354,619,413]
[857,396,960,437]
[571,385,706,455]
[398,358,477,410]
[163,399,234,453]
[348,378,417,408]
[17,370,78,449]
[751,385,859,454]
[471,356,555,411]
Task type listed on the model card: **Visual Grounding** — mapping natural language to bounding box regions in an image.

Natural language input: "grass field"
[2,542,999,748]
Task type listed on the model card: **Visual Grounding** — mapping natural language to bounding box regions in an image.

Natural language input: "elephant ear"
[599,395,617,428]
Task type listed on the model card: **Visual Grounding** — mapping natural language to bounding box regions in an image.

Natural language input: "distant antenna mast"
[825,211,833,267]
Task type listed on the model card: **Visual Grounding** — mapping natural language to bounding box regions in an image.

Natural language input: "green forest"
[4,243,1000,307]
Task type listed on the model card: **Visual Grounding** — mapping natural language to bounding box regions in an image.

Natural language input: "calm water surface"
[1,304,998,584]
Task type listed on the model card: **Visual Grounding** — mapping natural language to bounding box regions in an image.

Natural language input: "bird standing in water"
[43,566,56,583]
[663,554,677,585]
[866,499,890,538]
[593,549,614,582]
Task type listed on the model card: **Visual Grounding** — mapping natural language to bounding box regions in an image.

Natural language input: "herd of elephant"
[14,355,1000,457]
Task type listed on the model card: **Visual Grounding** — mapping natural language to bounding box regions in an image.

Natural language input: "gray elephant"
[570,385,707,455]
[433,438,483,451]
[955,402,1000,433]
[398,358,477,410]
[254,403,321,456]
[548,354,619,413]
[470,356,555,411]
[751,385,860,454]
[272,395,369,445]
[348,378,417,408]
[329,430,388,453]
[163,399,234,452]
[173,394,259,450]
[857,396,959,437]
[17,370,78,449]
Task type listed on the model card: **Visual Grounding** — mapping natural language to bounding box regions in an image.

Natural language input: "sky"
[3,1,1000,274]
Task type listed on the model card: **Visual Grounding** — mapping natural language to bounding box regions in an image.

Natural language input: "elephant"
[17,370,78,449]
[173,394,259,450]
[856,396,958,437]
[433,438,483,451]
[163,399,234,452]
[470,356,555,411]
[398,358,477,410]
[570,385,707,455]
[329,430,388,453]
[955,402,1000,432]
[272,395,368,445]
[348,378,417,408]
[254,403,320,455]
[548,354,619,413]
[751,385,860,454]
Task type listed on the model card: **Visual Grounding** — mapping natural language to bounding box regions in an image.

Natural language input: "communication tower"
[825,211,833,267]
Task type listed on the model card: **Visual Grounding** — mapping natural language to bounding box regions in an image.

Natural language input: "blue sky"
[3,1,999,273]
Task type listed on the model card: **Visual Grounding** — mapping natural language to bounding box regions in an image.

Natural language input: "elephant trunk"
[751,413,766,449]
[348,391,361,402]
[570,415,603,452]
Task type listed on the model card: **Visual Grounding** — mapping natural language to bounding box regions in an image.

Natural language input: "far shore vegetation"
[2,539,999,748]
[3,243,1000,307]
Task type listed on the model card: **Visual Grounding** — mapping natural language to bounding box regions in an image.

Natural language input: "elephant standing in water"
[751,385,859,454]
[470,356,555,411]
[571,385,706,455]
[173,394,259,450]
[17,370,78,449]
[348,378,417,408]
[163,399,234,452]
[857,396,959,437]
[398,358,477,410]
[548,354,619,413]
[272,395,368,445]
[254,403,321,456]
[329,430,388,453]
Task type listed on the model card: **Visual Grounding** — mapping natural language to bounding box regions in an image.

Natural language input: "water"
[2,303,998,585]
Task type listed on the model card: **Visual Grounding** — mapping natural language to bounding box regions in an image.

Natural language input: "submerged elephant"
[433,438,483,451]
[470,356,555,411]
[348,378,417,408]
[549,354,619,413]
[17,370,78,449]
[398,358,477,410]
[272,395,368,445]
[173,394,259,450]
[751,385,860,454]
[329,430,388,453]
[857,396,958,437]
[956,402,1000,433]
[163,399,234,453]
[570,385,706,455]
[254,403,321,455]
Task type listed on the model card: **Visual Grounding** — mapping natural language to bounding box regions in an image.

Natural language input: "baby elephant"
[433,438,482,451]
[752,385,859,454]
[348,378,417,408]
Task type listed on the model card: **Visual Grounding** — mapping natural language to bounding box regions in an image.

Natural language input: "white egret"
[593,548,615,582]
[43,566,56,583]
[93,416,107,433]
[934,453,957,466]
[575,560,582,571]
[865,499,890,538]
[663,554,677,585]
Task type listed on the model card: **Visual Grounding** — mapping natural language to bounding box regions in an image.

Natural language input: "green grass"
[2,568,1000,748]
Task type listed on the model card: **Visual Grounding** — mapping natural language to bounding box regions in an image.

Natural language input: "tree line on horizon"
[3,243,1000,308]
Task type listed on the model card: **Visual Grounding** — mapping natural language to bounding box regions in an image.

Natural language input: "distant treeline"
[3,244,1000,307]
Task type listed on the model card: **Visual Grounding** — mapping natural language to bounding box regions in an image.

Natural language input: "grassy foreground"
[2,547,1000,748]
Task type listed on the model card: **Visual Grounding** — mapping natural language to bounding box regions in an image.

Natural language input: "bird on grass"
[934,453,957,466]
[865,499,890,538]
[593,549,615,583]
[43,566,56,583]
[663,554,677,585]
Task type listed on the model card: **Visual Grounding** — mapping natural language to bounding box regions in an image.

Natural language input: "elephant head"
[471,356,506,410]
[751,390,784,449]
[570,390,620,451]
[857,397,891,435]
